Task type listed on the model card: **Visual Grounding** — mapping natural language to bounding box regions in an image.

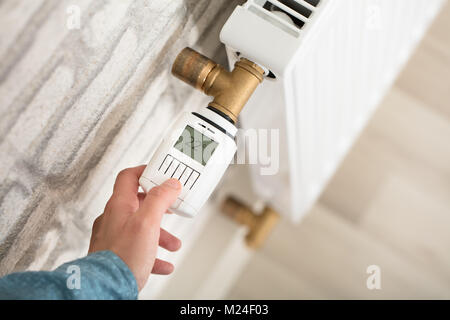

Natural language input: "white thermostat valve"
[139,110,237,218]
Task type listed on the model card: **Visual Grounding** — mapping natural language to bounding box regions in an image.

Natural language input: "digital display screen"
[174,126,219,166]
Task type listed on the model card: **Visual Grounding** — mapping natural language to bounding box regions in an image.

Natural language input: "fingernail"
[163,179,181,190]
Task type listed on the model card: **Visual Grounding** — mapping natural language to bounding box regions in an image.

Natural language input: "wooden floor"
[227,2,450,299]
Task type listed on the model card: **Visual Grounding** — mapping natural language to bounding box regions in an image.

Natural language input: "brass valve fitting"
[172,47,265,123]
[222,196,279,249]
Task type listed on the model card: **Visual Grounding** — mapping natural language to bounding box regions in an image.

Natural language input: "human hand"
[88,165,182,291]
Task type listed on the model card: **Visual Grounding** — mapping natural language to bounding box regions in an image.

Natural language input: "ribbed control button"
[179,167,193,186]
[185,171,200,189]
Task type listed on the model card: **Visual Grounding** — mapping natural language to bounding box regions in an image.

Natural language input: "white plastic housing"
[140,109,237,218]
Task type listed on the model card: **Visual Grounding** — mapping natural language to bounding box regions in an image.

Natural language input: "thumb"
[137,179,181,224]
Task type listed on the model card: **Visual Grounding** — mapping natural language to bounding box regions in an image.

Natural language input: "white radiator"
[221,0,445,221]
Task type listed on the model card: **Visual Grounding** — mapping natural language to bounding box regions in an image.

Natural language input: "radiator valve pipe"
[172,47,265,123]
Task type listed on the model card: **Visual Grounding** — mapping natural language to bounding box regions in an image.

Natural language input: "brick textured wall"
[0,0,242,275]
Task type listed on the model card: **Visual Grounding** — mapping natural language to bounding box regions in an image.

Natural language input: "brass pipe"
[222,196,279,249]
[172,47,265,123]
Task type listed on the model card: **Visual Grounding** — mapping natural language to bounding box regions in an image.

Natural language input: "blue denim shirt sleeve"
[0,251,138,300]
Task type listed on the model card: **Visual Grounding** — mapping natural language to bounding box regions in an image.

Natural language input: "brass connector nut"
[171,47,217,90]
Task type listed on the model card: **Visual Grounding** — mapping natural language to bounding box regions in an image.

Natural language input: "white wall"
[0,0,243,275]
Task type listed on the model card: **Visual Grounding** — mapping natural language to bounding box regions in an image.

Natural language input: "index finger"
[112,165,147,199]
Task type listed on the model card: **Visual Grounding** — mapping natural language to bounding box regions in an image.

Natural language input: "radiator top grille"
[249,0,321,37]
